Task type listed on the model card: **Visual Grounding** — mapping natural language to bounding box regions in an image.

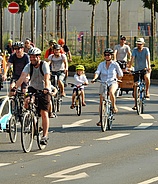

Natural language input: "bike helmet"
[58,38,65,45]
[13,41,24,48]
[53,44,61,50]
[120,35,126,40]
[104,48,114,55]
[8,39,13,43]
[28,47,41,55]
[76,65,85,71]
[49,39,57,45]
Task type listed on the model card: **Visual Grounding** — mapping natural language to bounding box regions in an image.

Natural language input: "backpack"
[30,61,44,80]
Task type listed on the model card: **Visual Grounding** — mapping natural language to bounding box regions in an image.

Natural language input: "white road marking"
[118,106,133,111]
[140,114,154,119]
[138,176,158,184]
[150,93,158,97]
[95,133,130,141]
[45,163,101,183]
[0,163,11,167]
[134,123,153,129]
[62,119,92,128]
[35,146,81,156]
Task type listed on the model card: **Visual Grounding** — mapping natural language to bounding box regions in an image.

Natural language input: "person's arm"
[2,62,12,81]
[63,55,68,77]
[67,51,72,62]
[146,53,151,73]
[113,50,117,61]
[15,72,28,88]
[44,73,50,89]
[128,55,134,69]
[91,73,99,82]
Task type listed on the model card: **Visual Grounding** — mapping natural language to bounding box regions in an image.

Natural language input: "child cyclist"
[70,65,88,109]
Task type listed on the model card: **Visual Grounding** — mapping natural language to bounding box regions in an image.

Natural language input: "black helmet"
[53,44,61,50]
[13,41,24,48]
[120,35,126,40]
[28,47,41,55]
[104,48,114,55]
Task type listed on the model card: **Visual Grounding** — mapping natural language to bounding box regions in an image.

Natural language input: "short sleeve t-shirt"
[114,44,130,61]
[9,53,30,78]
[132,47,150,71]
[23,61,50,90]
[48,54,67,71]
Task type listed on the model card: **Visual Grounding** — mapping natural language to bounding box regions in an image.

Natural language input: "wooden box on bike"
[119,72,134,95]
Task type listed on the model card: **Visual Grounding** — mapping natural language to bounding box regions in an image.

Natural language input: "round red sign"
[8,2,19,14]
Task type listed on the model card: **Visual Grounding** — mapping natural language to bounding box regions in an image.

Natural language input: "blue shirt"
[132,47,150,71]
[95,60,123,86]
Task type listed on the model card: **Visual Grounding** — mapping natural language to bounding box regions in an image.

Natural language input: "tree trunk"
[117,0,121,43]
[151,0,155,60]
[64,8,67,45]
[31,2,35,44]
[20,12,24,41]
[91,4,95,57]
[106,1,110,48]
[41,7,45,51]
[0,7,3,50]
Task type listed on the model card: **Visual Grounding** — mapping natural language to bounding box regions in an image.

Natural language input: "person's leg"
[40,110,49,138]
[81,89,86,106]
[109,83,118,113]
[144,73,150,97]
[58,73,66,96]
[70,91,76,109]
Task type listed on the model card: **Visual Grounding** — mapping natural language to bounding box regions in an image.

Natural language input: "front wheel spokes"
[36,118,46,150]
[21,112,34,153]
[136,87,141,115]
[9,115,17,143]
[107,105,113,130]
[76,96,81,116]
[100,101,108,132]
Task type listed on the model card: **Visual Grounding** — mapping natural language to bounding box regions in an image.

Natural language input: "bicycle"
[21,91,46,153]
[93,79,121,132]
[132,69,146,115]
[8,89,25,143]
[51,72,63,113]
[68,82,85,116]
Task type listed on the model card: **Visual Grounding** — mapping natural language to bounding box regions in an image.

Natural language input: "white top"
[73,74,88,89]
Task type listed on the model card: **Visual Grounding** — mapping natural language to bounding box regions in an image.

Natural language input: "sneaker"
[70,104,75,109]
[82,102,86,106]
[40,136,48,145]
[49,112,56,118]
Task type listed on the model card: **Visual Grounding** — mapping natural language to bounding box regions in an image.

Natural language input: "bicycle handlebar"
[68,82,85,88]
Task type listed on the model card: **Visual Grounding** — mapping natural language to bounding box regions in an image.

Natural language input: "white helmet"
[28,47,41,55]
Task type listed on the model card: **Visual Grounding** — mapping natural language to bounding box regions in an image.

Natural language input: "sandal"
[82,102,86,106]
[132,106,137,110]
[96,121,101,126]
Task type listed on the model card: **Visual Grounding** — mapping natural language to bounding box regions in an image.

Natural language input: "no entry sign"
[8,2,19,14]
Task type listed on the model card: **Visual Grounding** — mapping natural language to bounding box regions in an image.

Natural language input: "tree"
[12,0,29,40]
[141,0,158,60]
[79,0,100,57]
[55,0,74,44]
[103,0,115,48]
[0,0,8,50]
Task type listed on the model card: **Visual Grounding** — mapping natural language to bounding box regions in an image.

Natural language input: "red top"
[44,48,65,59]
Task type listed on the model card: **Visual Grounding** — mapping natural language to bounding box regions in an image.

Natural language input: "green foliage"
[55,0,74,9]
[0,0,8,8]
[12,0,29,13]
[79,0,100,5]
[141,0,158,12]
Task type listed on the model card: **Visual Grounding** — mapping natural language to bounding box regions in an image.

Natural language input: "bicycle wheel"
[9,115,17,143]
[100,101,108,132]
[57,96,62,112]
[107,104,113,130]
[76,96,81,116]
[36,118,46,150]
[21,112,34,153]
[136,87,142,115]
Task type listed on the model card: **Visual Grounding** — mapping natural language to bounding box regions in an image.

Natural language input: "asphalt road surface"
[0,77,158,184]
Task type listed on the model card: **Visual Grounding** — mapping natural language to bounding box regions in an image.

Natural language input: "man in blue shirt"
[129,38,151,110]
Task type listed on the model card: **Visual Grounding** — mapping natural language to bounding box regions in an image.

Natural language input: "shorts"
[117,60,127,69]
[11,78,28,90]
[51,71,65,83]
[99,83,118,96]
[28,86,51,112]
[134,70,148,82]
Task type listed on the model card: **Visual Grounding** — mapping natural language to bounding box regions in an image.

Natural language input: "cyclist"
[113,35,131,71]
[5,39,14,55]
[91,48,123,126]
[2,41,30,95]
[44,39,57,62]
[70,65,88,109]
[48,44,68,97]
[58,38,72,62]
[13,47,51,145]
[128,38,151,110]
[24,38,33,53]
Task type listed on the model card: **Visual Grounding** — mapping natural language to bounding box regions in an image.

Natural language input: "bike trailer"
[0,96,12,132]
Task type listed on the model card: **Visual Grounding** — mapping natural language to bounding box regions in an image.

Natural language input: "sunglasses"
[14,47,22,50]
[104,54,111,56]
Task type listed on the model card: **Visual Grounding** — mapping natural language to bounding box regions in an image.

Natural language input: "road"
[0,77,158,184]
